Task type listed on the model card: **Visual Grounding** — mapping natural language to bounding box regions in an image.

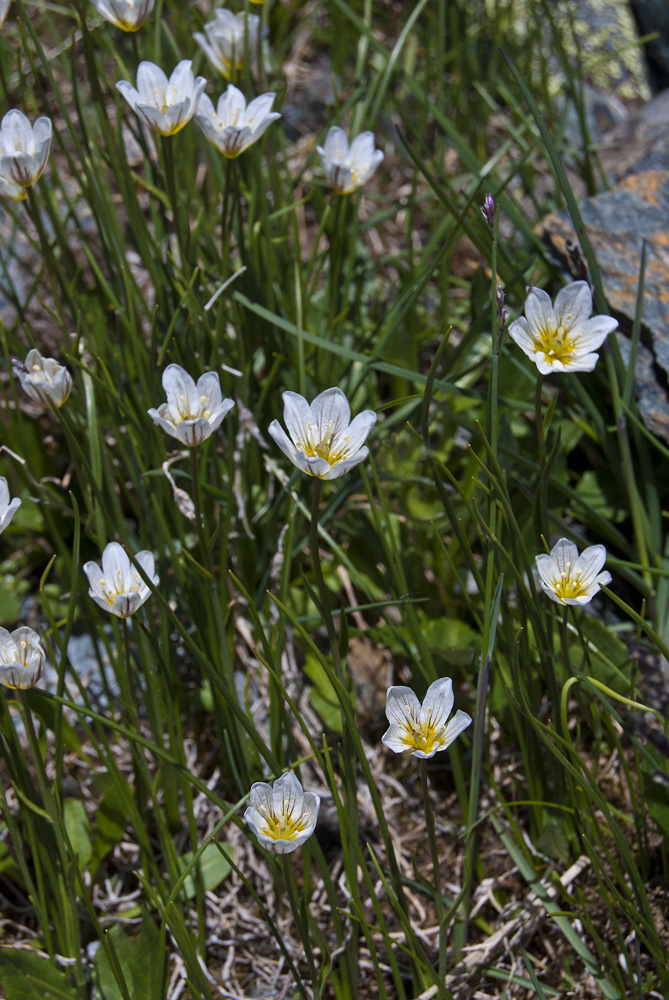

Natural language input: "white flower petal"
[421,676,454,729]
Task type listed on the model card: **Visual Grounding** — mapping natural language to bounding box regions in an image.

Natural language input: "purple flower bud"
[481,193,495,228]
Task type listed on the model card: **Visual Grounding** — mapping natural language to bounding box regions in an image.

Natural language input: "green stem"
[281,854,319,999]
[535,373,550,543]
[160,135,189,266]
[190,446,209,570]
[420,758,447,981]
[222,156,235,273]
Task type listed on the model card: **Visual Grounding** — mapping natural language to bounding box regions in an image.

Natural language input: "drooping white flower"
[382,677,472,759]
[0,627,46,690]
[244,772,320,854]
[83,542,158,619]
[535,537,611,606]
[194,9,261,80]
[0,2,10,30]
[508,281,618,375]
[317,126,384,194]
[89,0,154,31]
[268,387,376,480]
[116,61,206,137]
[148,364,235,447]
[195,85,280,158]
[0,477,21,534]
[0,110,52,189]
[14,349,72,409]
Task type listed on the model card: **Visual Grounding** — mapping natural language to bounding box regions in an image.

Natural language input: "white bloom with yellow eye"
[269,387,376,480]
[0,477,21,534]
[382,677,472,759]
[14,349,72,409]
[244,772,320,854]
[317,126,383,194]
[116,61,206,136]
[84,542,158,619]
[0,110,52,189]
[194,9,261,79]
[0,627,46,690]
[195,85,280,158]
[535,538,611,606]
[147,364,235,447]
[89,0,154,31]
[508,281,618,375]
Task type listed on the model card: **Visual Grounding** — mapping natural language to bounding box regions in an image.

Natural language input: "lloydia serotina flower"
[508,281,618,375]
[90,0,154,30]
[148,364,235,447]
[0,627,46,690]
[84,542,158,619]
[0,477,21,534]
[0,110,52,189]
[116,61,206,136]
[535,537,611,606]
[194,9,261,80]
[317,126,383,194]
[195,85,280,158]
[244,772,320,854]
[14,349,72,409]
[0,2,10,29]
[268,387,376,480]
[382,677,472,759]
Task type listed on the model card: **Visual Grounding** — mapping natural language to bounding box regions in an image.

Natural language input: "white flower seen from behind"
[0,109,52,189]
[535,537,611,606]
[0,2,10,29]
[116,60,206,136]
[508,281,618,375]
[244,772,320,854]
[382,677,472,759]
[0,477,21,534]
[148,364,235,447]
[84,542,158,619]
[194,9,261,80]
[195,85,280,158]
[90,0,154,30]
[317,126,383,194]
[269,387,376,480]
[0,627,46,690]
[14,348,72,409]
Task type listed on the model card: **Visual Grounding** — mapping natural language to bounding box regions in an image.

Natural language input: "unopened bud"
[481,193,496,228]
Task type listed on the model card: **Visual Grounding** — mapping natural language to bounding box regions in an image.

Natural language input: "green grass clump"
[0,1,667,997]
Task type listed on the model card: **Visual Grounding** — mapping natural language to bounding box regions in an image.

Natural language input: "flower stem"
[160,134,189,266]
[281,854,320,999]
[420,758,447,981]
[221,156,235,273]
[189,447,209,570]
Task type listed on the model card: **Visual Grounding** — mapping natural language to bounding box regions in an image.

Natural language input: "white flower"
[148,364,235,447]
[0,2,10,29]
[116,61,206,137]
[14,349,72,409]
[317,126,384,194]
[535,537,612,606]
[194,9,261,80]
[268,387,376,480]
[382,677,472,759]
[508,281,618,375]
[83,542,158,619]
[89,0,154,30]
[195,85,280,158]
[0,110,52,189]
[0,477,21,534]
[244,772,320,854]
[0,627,46,690]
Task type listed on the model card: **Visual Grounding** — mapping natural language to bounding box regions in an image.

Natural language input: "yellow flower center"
[298,420,349,467]
[534,314,577,364]
[98,571,142,604]
[552,565,588,602]
[402,707,443,754]
[257,803,307,842]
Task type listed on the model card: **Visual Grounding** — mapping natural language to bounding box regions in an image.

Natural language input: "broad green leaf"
[177,842,234,900]
[90,781,128,877]
[94,919,164,1000]
[0,948,80,1000]
[63,799,93,871]
[304,652,344,733]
